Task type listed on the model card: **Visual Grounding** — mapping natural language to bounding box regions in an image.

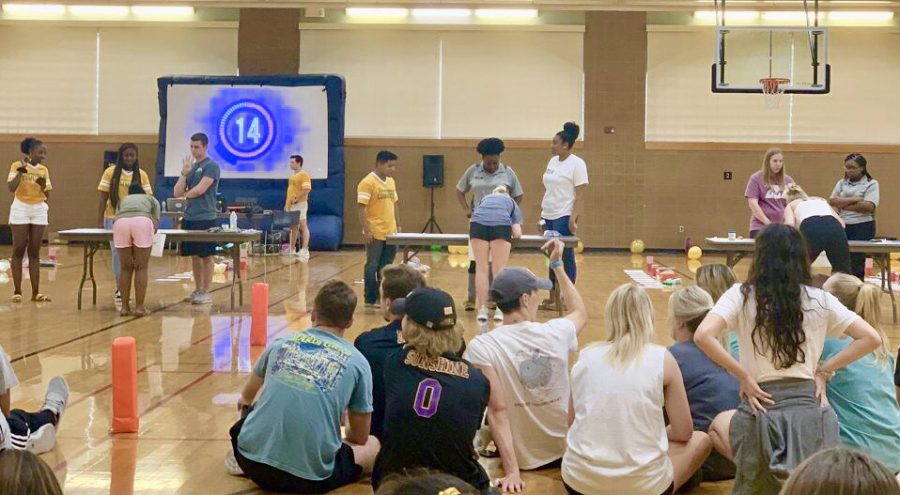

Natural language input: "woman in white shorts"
[7,137,52,303]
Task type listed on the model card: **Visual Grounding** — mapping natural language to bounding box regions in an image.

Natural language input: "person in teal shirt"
[822,273,900,473]
[226,280,381,493]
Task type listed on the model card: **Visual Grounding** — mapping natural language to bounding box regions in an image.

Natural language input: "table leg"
[230,243,240,311]
[885,255,897,324]
[553,285,563,317]
[90,243,97,305]
[77,242,99,310]
[402,246,410,263]
[77,245,88,310]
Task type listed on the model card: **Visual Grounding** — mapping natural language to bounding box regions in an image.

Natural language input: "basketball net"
[760,77,790,109]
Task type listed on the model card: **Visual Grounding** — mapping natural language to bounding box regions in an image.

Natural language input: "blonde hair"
[696,264,737,303]
[602,284,655,369]
[779,447,900,495]
[762,147,786,187]
[0,450,63,495]
[492,185,509,195]
[401,318,464,359]
[823,273,890,365]
[668,286,714,339]
[785,184,809,203]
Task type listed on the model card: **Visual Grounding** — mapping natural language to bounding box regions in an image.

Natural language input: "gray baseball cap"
[490,267,553,304]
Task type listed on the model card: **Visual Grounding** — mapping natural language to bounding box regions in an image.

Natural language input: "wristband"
[549,260,563,270]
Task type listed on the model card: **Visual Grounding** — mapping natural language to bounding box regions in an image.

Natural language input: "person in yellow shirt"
[97,143,153,303]
[285,154,312,263]
[6,137,52,303]
[357,150,400,307]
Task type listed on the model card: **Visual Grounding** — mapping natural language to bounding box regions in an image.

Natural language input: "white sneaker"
[493,308,503,322]
[42,377,69,424]
[477,306,489,323]
[28,424,57,454]
[115,290,122,304]
[184,290,200,302]
[297,248,310,263]
[192,292,213,305]
[224,450,245,476]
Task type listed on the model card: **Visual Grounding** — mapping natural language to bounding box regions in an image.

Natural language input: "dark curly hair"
[476,137,505,156]
[555,122,580,149]
[741,223,812,369]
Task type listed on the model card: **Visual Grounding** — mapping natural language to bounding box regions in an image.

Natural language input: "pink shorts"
[113,217,154,249]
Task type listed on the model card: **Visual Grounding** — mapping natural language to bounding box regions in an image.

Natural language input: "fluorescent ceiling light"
[411,8,471,19]
[131,5,194,17]
[761,11,824,22]
[346,7,408,18]
[1,3,65,15]
[475,9,539,20]
[828,11,893,21]
[694,10,760,22]
[68,5,129,16]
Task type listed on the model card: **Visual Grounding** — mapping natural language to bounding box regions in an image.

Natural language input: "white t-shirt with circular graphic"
[464,318,578,469]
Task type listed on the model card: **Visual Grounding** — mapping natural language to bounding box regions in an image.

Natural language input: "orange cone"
[111,336,139,433]
[251,283,269,346]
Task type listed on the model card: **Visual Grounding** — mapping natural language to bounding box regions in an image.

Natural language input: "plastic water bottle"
[229,211,238,231]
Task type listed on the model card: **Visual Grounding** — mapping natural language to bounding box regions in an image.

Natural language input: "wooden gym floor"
[1,245,897,494]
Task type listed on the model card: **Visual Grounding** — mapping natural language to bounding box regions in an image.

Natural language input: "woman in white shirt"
[539,122,588,311]
[562,283,711,495]
[694,223,881,495]
[783,184,850,274]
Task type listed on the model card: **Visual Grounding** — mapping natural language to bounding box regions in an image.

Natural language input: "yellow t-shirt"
[357,172,398,241]
[7,161,51,204]
[284,170,312,210]
[97,166,153,218]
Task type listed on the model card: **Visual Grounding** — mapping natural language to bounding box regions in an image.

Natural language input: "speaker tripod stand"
[421,187,443,233]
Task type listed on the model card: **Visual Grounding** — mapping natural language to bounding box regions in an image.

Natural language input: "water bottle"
[229,211,238,231]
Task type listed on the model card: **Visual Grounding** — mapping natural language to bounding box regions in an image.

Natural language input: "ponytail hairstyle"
[667,286,713,340]
[823,273,890,366]
[555,122,580,150]
[845,153,872,180]
[109,143,141,210]
[742,224,811,370]
[761,147,786,187]
[20,137,43,162]
[785,184,809,204]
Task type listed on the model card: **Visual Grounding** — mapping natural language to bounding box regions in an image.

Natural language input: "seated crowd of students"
[224,227,900,494]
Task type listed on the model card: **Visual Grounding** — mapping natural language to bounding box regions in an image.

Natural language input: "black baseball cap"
[391,287,458,330]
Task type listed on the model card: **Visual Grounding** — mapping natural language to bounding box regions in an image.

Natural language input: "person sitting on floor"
[226,280,380,494]
[355,263,426,441]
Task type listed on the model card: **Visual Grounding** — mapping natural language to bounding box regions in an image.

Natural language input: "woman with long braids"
[7,137,52,303]
[694,223,882,494]
[97,143,152,303]
[829,153,879,279]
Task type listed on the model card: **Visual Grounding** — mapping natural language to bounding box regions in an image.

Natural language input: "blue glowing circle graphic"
[217,101,276,160]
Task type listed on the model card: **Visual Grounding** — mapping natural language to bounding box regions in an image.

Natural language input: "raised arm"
[544,238,587,332]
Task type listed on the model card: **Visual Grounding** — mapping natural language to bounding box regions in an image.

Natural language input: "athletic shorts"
[8,198,48,226]
[470,223,512,243]
[179,219,219,258]
[229,416,362,493]
[288,201,309,222]
[113,217,155,249]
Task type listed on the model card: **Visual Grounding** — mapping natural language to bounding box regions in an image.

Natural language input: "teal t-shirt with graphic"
[237,329,373,479]
[822,337,900,472]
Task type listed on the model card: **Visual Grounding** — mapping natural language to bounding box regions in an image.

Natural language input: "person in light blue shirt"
[822,273,900,473]
[226,280,381,493]
[469,185,523,323]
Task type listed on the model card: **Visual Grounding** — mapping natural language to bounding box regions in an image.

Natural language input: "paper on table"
[151,233,166,257]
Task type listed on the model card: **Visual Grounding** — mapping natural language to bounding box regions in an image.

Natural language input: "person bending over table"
[783,185,850,274]
[113,184,160,316]
[456,138,524,312]
[470,185,522,323]
[829,153,879,280]
[744,148,794,239]
[173,132,221,305]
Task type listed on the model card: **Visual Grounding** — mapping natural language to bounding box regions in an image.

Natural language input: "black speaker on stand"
[422,155,444,233]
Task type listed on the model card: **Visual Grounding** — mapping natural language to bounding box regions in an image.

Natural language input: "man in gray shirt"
[174,133,221,304]
[455,138,524,311]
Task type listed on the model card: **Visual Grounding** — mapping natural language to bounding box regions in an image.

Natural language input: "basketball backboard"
[712,26,830,94]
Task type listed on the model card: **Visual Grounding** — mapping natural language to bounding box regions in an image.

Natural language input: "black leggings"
[845,220,876,279]
[799,216,851,274]
[564,481,674,495]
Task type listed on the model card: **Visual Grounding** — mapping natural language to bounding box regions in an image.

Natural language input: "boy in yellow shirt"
[285,155,312,262]
[357,151,400,307]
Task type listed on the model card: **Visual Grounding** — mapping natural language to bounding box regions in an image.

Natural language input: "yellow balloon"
[687,259,703,273]
[575,241,584,254]
[891,252,900,261]
[630,239,645,254]
[688,246,703,260]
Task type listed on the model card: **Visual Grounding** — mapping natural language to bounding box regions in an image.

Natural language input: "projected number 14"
[218,101,276,160]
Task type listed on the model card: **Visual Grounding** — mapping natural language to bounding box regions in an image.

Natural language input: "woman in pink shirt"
[744,148,794,238]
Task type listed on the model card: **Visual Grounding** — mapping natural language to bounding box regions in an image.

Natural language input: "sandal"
[478,440,500,458]
[120,308,132,317]
[11,294,22,303]
[32,294,51,303]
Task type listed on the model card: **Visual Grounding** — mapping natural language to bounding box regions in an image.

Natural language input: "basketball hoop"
[760,77,790,109]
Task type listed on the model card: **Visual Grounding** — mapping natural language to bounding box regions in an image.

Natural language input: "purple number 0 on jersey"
[413,378,442,418]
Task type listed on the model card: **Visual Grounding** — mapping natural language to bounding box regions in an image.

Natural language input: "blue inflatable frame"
[154,74,346,250]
